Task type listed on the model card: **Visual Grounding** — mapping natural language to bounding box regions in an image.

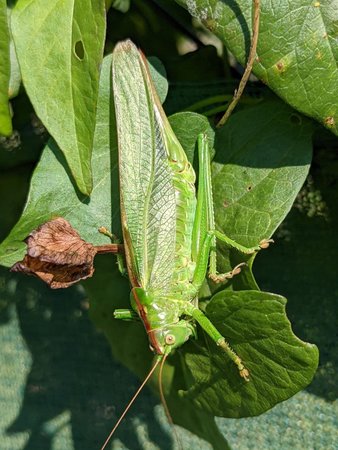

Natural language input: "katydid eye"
[165,334,175,345]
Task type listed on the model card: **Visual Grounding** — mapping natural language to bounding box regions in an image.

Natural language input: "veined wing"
[112,40,176,294]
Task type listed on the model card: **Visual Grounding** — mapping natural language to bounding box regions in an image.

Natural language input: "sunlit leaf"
[0,1,12,136]
[11,0,106,194]
[177,0,338,135]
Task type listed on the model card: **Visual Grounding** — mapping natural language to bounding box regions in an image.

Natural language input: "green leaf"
[0,1,12,136]
[169,111,215,166]
[11,0,106,194]
[8,39,21,99]
[177,0,338,135]
[213,99,313,248]
[210,99,313,289]
[0,54,117,267]
[179,290,319,417]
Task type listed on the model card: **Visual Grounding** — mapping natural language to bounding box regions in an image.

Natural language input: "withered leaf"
[11,217,119,289]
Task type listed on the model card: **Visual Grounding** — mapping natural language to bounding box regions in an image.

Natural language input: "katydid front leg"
[114,309,140,321]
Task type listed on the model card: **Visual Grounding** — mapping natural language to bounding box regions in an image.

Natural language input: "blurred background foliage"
[0,1,337,449]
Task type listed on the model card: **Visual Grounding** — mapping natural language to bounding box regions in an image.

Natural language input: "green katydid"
[101,39,271,448]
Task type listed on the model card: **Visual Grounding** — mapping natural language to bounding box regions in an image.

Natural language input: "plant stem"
[216,0,261,128]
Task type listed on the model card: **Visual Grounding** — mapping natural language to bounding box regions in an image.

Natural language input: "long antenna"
[158,354,183,450]
[100,356,162,450]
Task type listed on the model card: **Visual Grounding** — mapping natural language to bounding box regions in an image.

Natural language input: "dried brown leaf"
[11,217,119,288]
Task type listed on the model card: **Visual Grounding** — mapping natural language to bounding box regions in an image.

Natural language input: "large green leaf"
[11,0,106,194]
[213,100,313,248]
[178,290,319,417]
[214,101,312,291]
[176,0,338,135]
[0,54,118,268]
[0,0,12,136]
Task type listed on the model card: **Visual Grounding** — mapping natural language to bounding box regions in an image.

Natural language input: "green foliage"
[181,290,318,417]
[0,55,118,267]
[0,0,12,136]
[11,0,106,194]
[176,0,338,135]
[0,50,319,447]
[1,1,335,448]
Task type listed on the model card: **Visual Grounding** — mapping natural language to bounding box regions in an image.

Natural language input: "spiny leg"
[192,133,272,284]
[114,309,140,321]
[208,233,273,283]
[190,222,249,378]
[184,303,249,381]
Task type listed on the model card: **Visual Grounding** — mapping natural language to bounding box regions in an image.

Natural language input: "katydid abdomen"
[169,161,197,292]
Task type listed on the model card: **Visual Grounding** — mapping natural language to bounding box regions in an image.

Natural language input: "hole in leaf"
[74,40,85,60]
[290,114,302,125]
[247,185,252,191]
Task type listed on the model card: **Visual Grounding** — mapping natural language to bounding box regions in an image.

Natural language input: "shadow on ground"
[0,269,172,450]
[255,176,338,402]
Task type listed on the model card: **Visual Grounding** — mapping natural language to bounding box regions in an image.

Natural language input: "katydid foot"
[98,226,118,242]
[259,238,274,249]
[217,338,250,381]
[209,262,246,283]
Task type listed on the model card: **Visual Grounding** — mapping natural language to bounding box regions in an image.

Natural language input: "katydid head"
[131,288,195,355]
[150,320,195,355]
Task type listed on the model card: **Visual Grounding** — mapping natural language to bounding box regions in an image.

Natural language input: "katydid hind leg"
[184,304,249,381]
[189,135,250,379]
[191,133,213,263]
